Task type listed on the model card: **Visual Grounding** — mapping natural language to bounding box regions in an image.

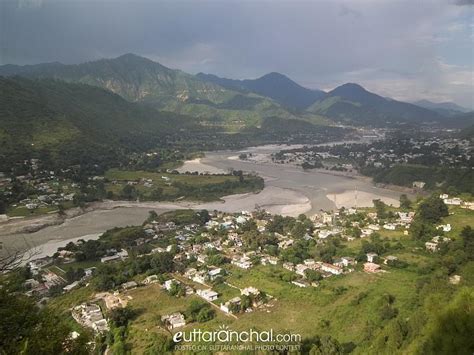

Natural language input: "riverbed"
[0,143,404,256]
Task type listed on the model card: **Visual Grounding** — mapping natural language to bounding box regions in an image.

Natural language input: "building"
[208,268,223,281]
[231,256,252,269]
[444,197,462,205]
[220,297,241,314]
[121,281,138,290]
[364,262,381,273]
[412,181,425,189]
[283,262,295,271]
[63,281,80,292]
[161,313,186,330]
[164,279,180,291]
[425,241,439,252]
[291,281,307,288]
[341,257,356,267]
[383,223,396,231]
[437,224,451,232]
[241,287,260,296]
[320,263,343,275]
[143,275,159,285]
[366,253,378,263]
[295,264,310,276]
[197,288,219,302]
[384,256,398,265]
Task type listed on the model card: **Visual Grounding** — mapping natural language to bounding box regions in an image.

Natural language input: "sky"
[1,0,473,108]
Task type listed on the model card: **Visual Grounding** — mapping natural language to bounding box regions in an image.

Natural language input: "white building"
[197,289,219,302]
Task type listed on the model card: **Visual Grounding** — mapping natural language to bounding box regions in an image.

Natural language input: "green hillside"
[0,77,197,171]
[0,54,307,128]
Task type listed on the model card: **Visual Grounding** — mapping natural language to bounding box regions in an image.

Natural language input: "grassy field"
[104,169,263,202]
[116,262,421,352]
[7,205,58,217]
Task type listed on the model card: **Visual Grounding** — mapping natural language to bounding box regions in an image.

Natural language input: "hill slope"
[307,83,471,127]
[196,72,325,110]
[0,77,197,171]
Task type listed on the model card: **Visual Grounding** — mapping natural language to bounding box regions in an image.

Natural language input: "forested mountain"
[307,83,472,127]
[0,77,197,171]
[0,77,348,172]
[0,54,302,128]
[196,72,325,110]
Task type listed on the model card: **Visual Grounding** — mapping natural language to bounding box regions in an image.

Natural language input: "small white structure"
[444,198,462,205]
[437,224,451,232]
[366,252,378,263]
[425,241,439,252]
[143,275,159,285]
[161,312,186,329]
[241,287,260,296]
[220,297,241,314]
[197,288,219,302]
[208,268,223,280]
[164,279,180,291]
[383,223,396,231]
[384,256,398,265]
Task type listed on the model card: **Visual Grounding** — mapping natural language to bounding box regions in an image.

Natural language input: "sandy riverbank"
[176,158,227,174]
[326,189,400,209]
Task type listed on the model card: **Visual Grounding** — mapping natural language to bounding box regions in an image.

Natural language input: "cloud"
[454,0,473,6]
[0,0,472,107]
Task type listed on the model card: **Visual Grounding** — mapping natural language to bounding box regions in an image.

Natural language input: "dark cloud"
[0,0,472,107]
[454,0,473,6]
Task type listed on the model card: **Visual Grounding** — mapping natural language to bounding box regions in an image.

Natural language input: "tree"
[0,240,39,273]
[150,188,163,200]
[410,219,436,241]
[373,199,388,219]
[417,195,449,223]
[305,269,323,282]
[460,226,474,260]
[399,194,411,209]
[308,336,343,355]
[0,290,89,354]
[168,281,185,297]
[121,185,138,200]
[186,300,215,322]
[196,307,215,323]
[0,198,6,214]
[109,306,137,327]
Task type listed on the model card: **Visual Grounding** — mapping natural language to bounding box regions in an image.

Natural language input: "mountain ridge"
[411,99,470,117]
[196,71,325,110]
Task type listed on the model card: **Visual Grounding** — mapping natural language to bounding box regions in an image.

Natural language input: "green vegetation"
[0,290,91,353]
[104,169,264,202]
[372,165,474,194]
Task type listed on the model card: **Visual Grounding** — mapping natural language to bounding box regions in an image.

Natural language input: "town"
[4,189,472,352]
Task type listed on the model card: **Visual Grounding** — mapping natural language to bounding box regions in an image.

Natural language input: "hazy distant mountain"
[307,83,457,126]
[412,99,470,117]
[196,72,325,110]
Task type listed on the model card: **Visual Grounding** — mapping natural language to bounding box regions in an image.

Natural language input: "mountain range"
[196,72,326,110]
[1,53,472,129]
[411,99,470,117]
